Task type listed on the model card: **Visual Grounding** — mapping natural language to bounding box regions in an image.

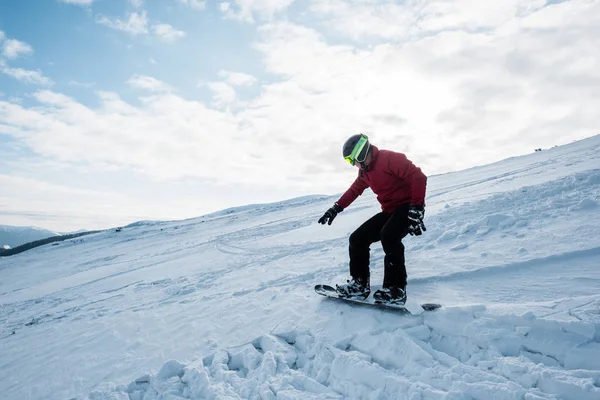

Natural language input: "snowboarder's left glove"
[407,204,426,236]
[318,203,343,225]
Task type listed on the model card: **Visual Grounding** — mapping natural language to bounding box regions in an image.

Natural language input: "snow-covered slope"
[1,136,599,400]
[0,225,60,248]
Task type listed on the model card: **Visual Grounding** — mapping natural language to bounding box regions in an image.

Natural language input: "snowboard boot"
[373,285,406,305]
[336,276,370,299]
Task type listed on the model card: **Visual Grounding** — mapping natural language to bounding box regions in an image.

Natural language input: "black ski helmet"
[342,133,371,165]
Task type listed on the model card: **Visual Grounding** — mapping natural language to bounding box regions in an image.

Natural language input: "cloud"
[2,39,34,60]
[220,2,231,13]
[97,11,149,35]
[0,174,121,200]
[309,0,416,41]
[69,80,95,88]
[206,82,237,107]
[0,85,347,194]
[57,0,93,5]
[220,0,297,22]
[0,174,149,232]
[0,90,259,184]
[97,12,185,42]
[2,0,599,201]
[1,66,53,85]
[178,0,206,10]
[127,74,172,92]
[218,70,257,86]
[129,0,143,7]
[0,33,51,86]
[248,0,600,172]
[151,24,186,42]
[309,0,547,41]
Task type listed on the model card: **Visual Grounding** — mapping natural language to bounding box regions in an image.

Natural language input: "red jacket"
[336,146,427,212]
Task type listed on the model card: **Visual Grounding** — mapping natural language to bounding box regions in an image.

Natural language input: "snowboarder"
[318,133,427,304]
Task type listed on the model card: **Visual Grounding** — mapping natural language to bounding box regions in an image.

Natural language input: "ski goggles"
[344,134,370,165]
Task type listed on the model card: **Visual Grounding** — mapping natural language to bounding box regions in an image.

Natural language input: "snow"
[1,135,600,400]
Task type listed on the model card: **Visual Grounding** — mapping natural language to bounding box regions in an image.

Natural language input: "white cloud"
[309,0,547,41]
[178,0,206,10]
[0,90,260,184]
[69,80,95,88]
[0,33,50,86]
[151,24,186,42]
[0,174,150,232]
[97,12,185,42]
[2,0,600,202]
[58,0,93,5]
[309,0,415,40]
[2,39,34,60]
[206,82,237,107]
[0,174,121,200]
[218,70,257,86]
[129,0,143,7]
[97,11,149,35]
[418,0,547,32]
[220,2,231,13]
[127,74,172,92]
[1,67,53,85]
[220,0,296,22]
[248,0,600,173]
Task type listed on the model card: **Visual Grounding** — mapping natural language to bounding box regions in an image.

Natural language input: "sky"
[0,0,599,232]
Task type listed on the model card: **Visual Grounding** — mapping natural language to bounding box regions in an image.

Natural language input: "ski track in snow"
[1,136,600,399]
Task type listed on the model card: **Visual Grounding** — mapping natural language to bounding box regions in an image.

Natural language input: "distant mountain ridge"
[0,225,61,248]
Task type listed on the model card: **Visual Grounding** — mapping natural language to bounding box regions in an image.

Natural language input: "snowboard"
[315,284,441,315]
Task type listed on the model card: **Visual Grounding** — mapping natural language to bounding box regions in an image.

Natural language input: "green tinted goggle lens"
[345,135,368,165]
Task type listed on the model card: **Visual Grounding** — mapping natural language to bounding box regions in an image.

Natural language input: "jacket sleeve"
[388,152,427,206]
[336,176,369,210]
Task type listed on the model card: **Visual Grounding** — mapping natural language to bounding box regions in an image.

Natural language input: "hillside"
[0,136,599,400]
[0,225,61,249]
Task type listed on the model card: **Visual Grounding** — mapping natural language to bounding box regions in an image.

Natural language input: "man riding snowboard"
[318,134,427,304]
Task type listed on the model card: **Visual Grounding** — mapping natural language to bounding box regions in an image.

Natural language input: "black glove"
[407,204,426,236]
[318,203,343,225]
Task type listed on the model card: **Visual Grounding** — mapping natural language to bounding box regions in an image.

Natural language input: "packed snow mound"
[1,135,600,400]
[93,301,600,400]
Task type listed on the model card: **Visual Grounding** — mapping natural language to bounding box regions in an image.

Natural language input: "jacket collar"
[370,145,379,163]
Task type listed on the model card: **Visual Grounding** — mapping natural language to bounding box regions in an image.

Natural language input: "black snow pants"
[348,204,411,288]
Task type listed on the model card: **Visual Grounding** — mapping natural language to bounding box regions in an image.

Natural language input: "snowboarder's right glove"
[318,203,343,225]
[407,204,426,236]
